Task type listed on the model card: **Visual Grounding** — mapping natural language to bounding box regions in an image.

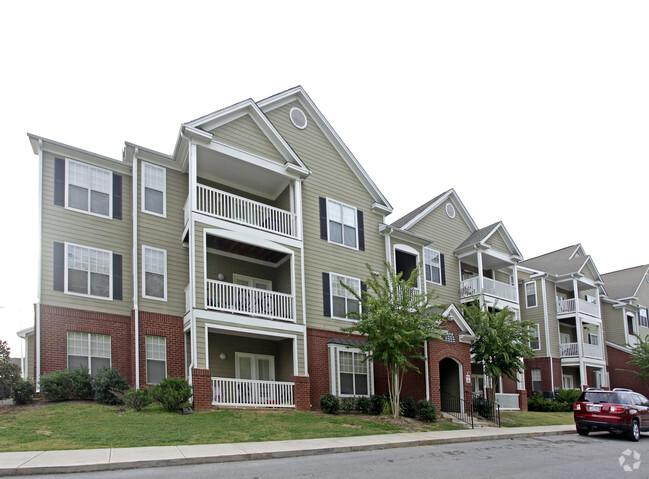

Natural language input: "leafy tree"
[462,300,535,403]
[0,340,10,362]
[343,264,445,418]
[620,334,649,394]
[0,340,20,399]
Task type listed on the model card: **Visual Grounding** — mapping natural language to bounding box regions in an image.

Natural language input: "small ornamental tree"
[0,340,20,399]
[343,264,445,419]
[620,334,649,394]
[462,300,535,404]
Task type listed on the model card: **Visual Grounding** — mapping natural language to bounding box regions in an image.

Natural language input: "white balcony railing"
[196,184,298,238]
[556,298,600,318]
[583,343,602,359]
[205,279,294,322]
[212,377,294,408]
[495,393,520,410]
[560,342,580,357]
[460,276,517,303]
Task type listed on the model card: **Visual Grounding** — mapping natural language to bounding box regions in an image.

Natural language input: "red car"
[574,388,649,441]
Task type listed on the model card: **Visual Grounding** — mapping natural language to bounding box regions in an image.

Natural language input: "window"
[627,314,636,335]
[142,162,166,216]
[145,335,166,384]
[66,159,112,217]
[529,324,541,350]
[235,353,275,381]
[143,246,167,300]
[424,248,442,284]
[330,273,361,319]
[562,374,574,389]
[66,243,112,299]
[327,199,357,248]
[639,308,648,328]
[525,281,537,308]
[338,348,369,396]
[531,369,542,393]
[67,331,111,375]
[588,333,599,345]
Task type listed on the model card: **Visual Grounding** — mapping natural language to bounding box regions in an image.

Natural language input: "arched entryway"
[439,357,463,413]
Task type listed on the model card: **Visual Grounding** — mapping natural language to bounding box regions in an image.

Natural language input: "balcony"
[560,341,602,359]
[189,183,298,238]
[205,279,294,322]
[212,377,294,408]
[460,276,517,303]
[556,298,599,318]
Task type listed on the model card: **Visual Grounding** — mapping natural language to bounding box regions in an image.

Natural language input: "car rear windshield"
[578,392,627,404]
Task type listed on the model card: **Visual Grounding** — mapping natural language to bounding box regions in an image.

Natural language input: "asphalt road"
[10,433,649,479]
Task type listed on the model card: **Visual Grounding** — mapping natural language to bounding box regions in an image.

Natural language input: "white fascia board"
[402,189,478,232]
[372,203,392,216]
[380,225,434,246]
[443,304,476,338]
[124,142,183,172]
[605,340,631,354]
[631,265,649,299]
[482,222,524,260]
[16,326,35,338]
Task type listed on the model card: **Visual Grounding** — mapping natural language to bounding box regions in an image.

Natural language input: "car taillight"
[573,403,581,411]
[610,406,625,413]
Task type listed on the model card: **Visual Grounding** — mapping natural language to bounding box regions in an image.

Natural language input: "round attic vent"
[446,203,456,218]
[289,107,307,129]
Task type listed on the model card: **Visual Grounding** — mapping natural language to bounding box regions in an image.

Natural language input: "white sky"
[1,1,647,355]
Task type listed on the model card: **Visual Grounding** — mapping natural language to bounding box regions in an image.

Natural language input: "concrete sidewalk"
[0,425,575,476]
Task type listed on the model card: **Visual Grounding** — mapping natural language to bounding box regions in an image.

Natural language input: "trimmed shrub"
[356,396,372,414]
[319,393,340,414]
[400,397,417,418]
[0,361,20,399]
[473,395,495,420]
[70,367,94,400]
[11,377,35,405]
[555,388,580,407]
[92,367,129,405]
[124,388,153,411]
[40,369,73,401]
[369,394,384,415]
[528,392,572,412]
[151,377,192,412]
[416,399,437,422]
[340,396,356,413]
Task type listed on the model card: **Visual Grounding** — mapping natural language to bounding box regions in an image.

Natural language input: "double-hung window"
[66,159,112,217]
[66,243,112,299]
[143,246,167,300]
[531,369,542,393]
[142,162,166,216]
[525,281,537,308]
[330,273,361,319]
[327,199,357,248]
[67,331,111,375]
[145,335,166,384]
[529,324,541,350]
[423,248,442,284]
[639,307,648,328]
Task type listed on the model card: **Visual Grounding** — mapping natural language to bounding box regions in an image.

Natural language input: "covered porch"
[457,251,519,308]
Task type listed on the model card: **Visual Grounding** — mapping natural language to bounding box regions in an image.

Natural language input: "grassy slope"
[500,411,574,428]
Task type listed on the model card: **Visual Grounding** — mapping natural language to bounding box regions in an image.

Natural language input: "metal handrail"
[470,392,501,427]
[440,390,474,428]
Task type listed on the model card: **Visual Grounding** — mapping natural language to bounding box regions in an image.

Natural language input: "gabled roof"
[601,264,649,300]
[443,304,476,343]
[454,221,523,259]
[389,189,478,231]
[258,86,392,215]
[520,244,603,283]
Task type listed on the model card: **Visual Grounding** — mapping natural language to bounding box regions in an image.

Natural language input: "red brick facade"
[137,311,185,385]
[191,368,213,410]
[292,375,311,410]
[524,357,562,396]
[607,345,649,394]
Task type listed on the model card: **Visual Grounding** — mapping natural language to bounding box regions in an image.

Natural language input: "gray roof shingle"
[601,265,649,300]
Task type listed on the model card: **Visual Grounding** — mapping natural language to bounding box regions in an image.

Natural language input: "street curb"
[0,428,575,476]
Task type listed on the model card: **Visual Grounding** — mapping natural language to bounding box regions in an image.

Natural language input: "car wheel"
[627,420,640,442]
[576,426,589,436]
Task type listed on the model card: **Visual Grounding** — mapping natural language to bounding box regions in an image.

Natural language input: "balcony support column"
[477,250,484,306]
[573,279,587,389]
[512,264,519,304]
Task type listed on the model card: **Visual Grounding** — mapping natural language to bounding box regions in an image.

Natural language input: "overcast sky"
[1,1,647,354]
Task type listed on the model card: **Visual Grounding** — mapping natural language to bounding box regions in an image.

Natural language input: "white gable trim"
[401,189,478,232]
[482,222,524,260]
[443,304,476,341]
[631,265,649,299]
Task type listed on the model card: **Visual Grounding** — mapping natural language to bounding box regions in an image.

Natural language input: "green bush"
[528,392,572,412]
[356,396,372,414]
[340,396,356,413]
[369,394,384,415]
[92,367,129,405]
[416,399,437,422]
[555,388,580,406]
[0,361,21,399]
[400,397,417,418]
[11,377,35,405]
[40,369,73,401]
[70,367,94,400]
[319,393,340,414]
[473,395,495,420]
[151,377,192,412]
[124,388,153,411]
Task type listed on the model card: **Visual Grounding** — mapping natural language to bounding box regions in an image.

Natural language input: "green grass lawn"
[0,402,463,452]
[500,411,574,428]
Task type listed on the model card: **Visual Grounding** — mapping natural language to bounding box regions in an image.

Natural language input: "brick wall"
[607,345,649,394]
[191,368,212,410]
[137,311,185,385]
[292,375,311,410]
[524,357,562,396]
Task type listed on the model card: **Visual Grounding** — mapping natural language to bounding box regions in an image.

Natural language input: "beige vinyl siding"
[209,114,285,164]
[485,230,510,256]
[494,270,511,284]
[518,274,548,357]
[580,265,596,282]
[545,282,560,357]
[40,153,132,316]
[601,301,626,346]
[264,101,386,332]
[137,162,188,316]
[26,332,35,379]
[407,197,474,307]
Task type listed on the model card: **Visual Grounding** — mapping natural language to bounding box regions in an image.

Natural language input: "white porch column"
[573,279,586,388]
[512,264,519,304]
[189,143,198,369]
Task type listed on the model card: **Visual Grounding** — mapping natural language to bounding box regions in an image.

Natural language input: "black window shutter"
[319,197,328,240]
[322,272,331,317]
[54,158,65,206]
[53,242,65,291]
[361,281,367,297]
[357,210,365,251]
[113,254,122,300]
[440,253,446,286]
[112,174,122,220]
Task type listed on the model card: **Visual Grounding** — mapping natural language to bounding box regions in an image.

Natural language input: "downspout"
[541,277,554,392]
[36,139,43,389]
[132,148,140,389]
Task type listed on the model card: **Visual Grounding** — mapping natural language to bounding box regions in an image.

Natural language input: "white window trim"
[141,161,167,218]
[329,272,362,322]
[64,158,113,219]
[639,307,648,329]
[142,245,168,302]
[326,198,359,251]
[562,374,574,389]
[64,242,113,301]
[234,352,276,381]
[145,335,167,384]
[232,273,273,290]
[423,247,442,285]
[328,344,373,397]
[67,331,111,372]
[525,281,537,308]
[530,324,541,350]
[531,368,542,392]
